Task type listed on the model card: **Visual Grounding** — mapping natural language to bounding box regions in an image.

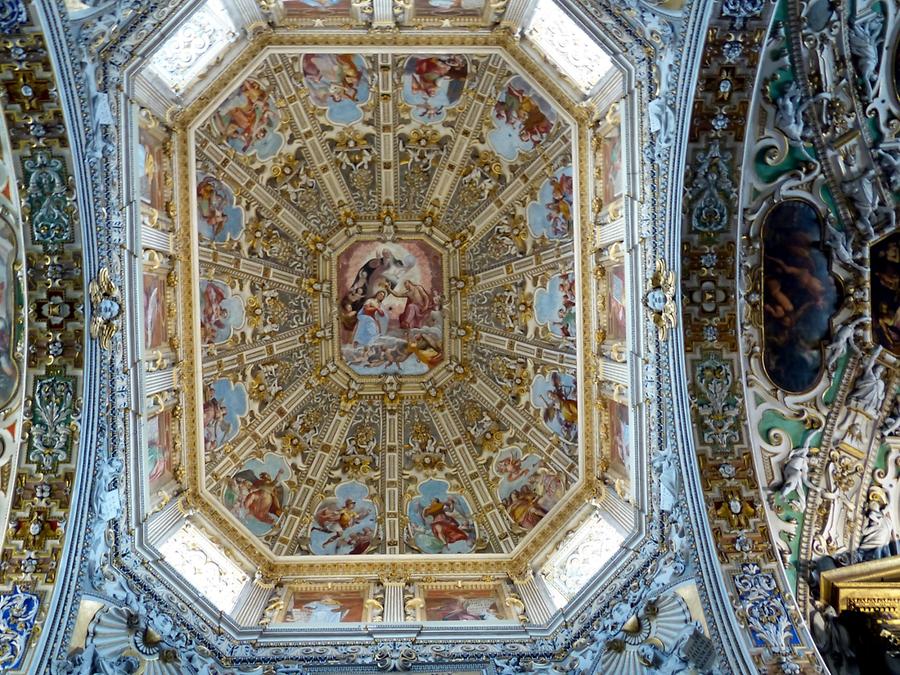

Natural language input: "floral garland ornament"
[646,259,676,340]
[88,268,120,350]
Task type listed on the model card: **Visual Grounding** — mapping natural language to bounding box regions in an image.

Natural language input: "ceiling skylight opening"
[159,523,248,613]
[525,0,613,94]
[146,0,238,94]
[539,509,624,608]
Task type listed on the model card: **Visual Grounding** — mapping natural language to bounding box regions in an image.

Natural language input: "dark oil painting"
[763,201,840,392]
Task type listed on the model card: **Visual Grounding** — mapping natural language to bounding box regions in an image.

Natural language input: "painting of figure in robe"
[310,481,378,555]
[601,125,623,207]
[872,232,900,356]
[143,273,167,350]
[211,78,284,159]
[762,200,839,392]
[424,590,505,621]
[301,54,370,125]
[488,76,556,161]
[407,479,477,553]
[146,410,174,492]
[607,263,626,342]
[494,447,564,530]
[337,240,444,376]
[285,592,365,624]
[202,379,248,453]
[402,55,468,124]
[534,272,577,340]
[527,166,574,239]
[138,125,167,212]
[607,400,630,478]
[531,371,578,444]
[196,174,244,242]
[222,454,290,535]
[199,280,245,345]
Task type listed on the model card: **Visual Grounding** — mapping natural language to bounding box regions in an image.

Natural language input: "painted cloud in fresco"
[199,280,245,345]
[196,174,244,243]
[534,272,577,341]
[530,371,578,444]
[407,479,477,554]
[301,54,371,126]
[402,55,468,125]
[223,453,291,536]
[488,76,556,161]
[527,166,574,239]
[203,378,248,453]
[211,78,284,160]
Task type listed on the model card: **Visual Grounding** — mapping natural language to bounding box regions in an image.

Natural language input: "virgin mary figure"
[352,289,388,348]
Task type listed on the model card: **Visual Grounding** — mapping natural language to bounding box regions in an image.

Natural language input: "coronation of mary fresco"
[337,240,445,375]
[2,0,900,673]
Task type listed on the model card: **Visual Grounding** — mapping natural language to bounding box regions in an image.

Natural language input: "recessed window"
[159,523,248,612]
[146,0,237,93]
[540,509,623,606]
[525,0,613,93]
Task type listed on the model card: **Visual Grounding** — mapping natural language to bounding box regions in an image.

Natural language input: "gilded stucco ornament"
[88,268,120,350]
[646,259,676,340]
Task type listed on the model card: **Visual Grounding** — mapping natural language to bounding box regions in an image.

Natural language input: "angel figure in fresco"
[232,467,286,526]
[420,497,472,547]
[217,79,275,153]
[540,372,578,442]
[409,56,467,98]
[407,332,442,368]
[203,384,231,452]
[343,526,374,555]
[196,177,231,239]
[494,83,553,146]
[505,484,548,529]
[200,282,231,343]
[312,498,371,547]
[303,54,365,104]
[545,171,574,237]
[407,55,468,120]
[495,454,530,483]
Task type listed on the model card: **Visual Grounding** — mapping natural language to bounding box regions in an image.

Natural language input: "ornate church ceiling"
[182,46,588,569]
[5,0,899,672]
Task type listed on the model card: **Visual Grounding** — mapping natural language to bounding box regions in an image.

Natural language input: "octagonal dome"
[181,43,590,572]
[127,0,643,638]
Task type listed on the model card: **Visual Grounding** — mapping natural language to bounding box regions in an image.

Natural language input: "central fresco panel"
[187,46,586,567]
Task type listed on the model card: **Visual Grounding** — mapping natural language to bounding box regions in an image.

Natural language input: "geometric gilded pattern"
[170,44,593,577]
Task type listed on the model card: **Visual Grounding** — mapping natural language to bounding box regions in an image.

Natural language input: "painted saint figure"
[301,54,370,125]
[402,55,468,123]
[421,497,471,546]
[212,78,283,158]
[310,482,378,555]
